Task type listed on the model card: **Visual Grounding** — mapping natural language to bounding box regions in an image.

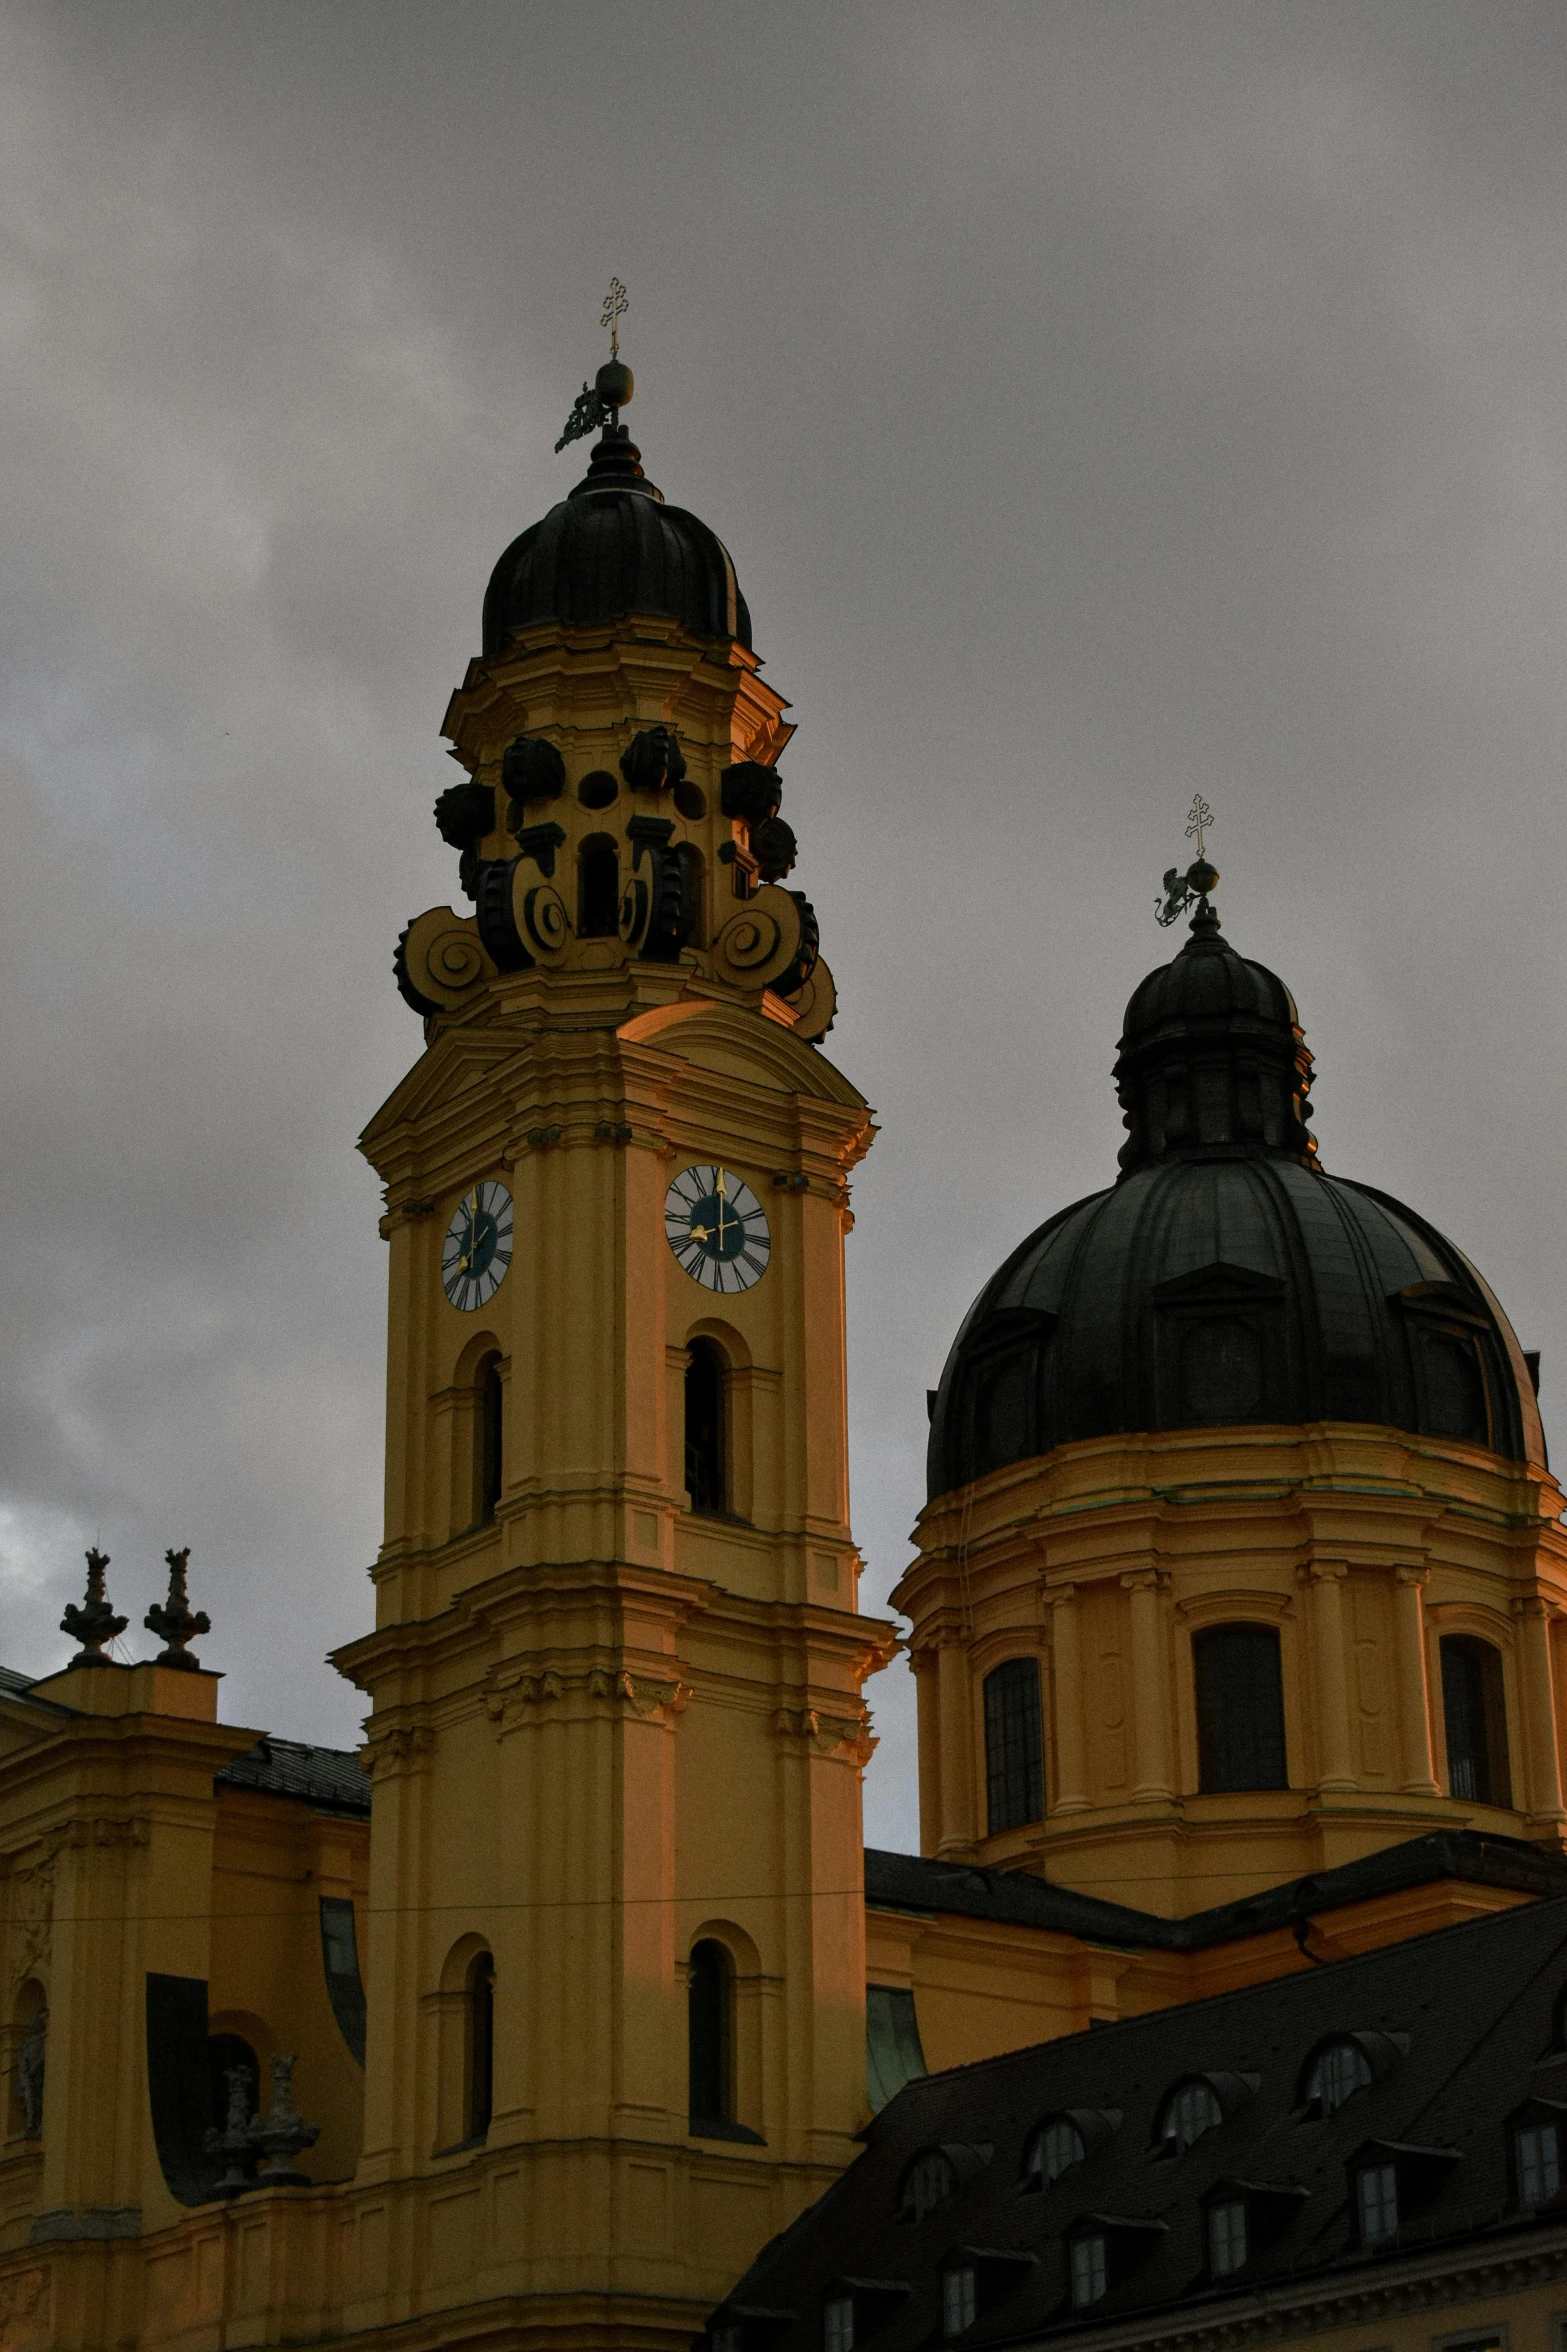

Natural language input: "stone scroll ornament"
[395,909,497,1018]
[60,1548,127,1668]
[144,1547,210,1671]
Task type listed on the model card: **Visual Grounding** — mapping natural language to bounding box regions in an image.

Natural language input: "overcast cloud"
[2,3,1565,1851]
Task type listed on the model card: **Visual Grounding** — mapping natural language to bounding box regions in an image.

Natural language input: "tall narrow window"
[685,1342,726,1515]
[578,836,620,938]
[822,2297,855,2352]
[941,2266,977,2339]
[1069,2235,1107,2308]
[1441,1635,1511,1806]
[476,1354,503,1526]
[466,1950,494,2141]
[1207,2199,1248,2275]
[1357,2161,1399,2244]
[688,1938,732,2129]
[983,1657,1044,1834]
[1517,2119,1561,2205]
[1194,1624,1287,1792]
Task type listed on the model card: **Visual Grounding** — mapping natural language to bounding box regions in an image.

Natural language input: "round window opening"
[1181,1319,1263,1424]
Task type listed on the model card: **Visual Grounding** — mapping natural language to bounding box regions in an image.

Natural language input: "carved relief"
[360,1727,434,1780]
[481,1665,693,1736]
[6,1848,57,1989]
[773,1705,877,1768]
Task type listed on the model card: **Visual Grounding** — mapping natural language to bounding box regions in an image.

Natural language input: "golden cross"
[601,277,629,358]
[1185,794,1214,859]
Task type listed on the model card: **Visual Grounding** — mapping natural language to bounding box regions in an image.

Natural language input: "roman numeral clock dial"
[441,1180,514,1311]
[665,1165,771,1294]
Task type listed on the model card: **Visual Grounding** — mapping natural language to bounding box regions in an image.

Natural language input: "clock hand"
[716,1169,727,1199]
[689,1224,712,1243]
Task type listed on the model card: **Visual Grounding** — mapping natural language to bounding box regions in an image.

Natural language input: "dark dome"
[482,425,751,658]
[927,912,1543,1497]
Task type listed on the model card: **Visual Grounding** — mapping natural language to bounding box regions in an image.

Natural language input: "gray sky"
[3,2,1565,1852]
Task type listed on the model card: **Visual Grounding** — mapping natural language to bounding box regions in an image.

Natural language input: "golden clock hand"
[689,1224,712,1242]
[716,1169,727,1198]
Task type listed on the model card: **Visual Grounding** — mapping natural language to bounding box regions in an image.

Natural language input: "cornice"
[1032,2217,1567,2352]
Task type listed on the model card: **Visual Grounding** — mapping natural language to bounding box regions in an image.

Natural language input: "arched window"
[1157,2078,1224,2151]
[206,2031,258,2137]
[685,1341,727,1515]
[1302,2039,1372,2116]
[1441,1634,1511,1806]
[465,1950,494,2142]
[1193,1624,1287,1792]
[983,1657,1044,1835]
[899,2147,957,2221]
[1025,2115,1086,2187]
[10,1980,46,2140]
[688,1938,733,2129]
[475,1353,503,1526]
[578,835,620,937]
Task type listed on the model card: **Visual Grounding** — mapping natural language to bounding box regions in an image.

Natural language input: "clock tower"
[333,353,893,2347]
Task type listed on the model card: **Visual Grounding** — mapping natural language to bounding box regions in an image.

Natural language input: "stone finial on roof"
[60,1548,128,1669]
[144,1547,211,1672]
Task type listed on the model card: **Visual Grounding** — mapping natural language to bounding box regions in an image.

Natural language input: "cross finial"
[1185,794,1213,860]
[601,277,629,359]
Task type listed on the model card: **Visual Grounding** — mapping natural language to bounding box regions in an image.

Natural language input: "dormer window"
[823,2296,854,2352]
[1350,2138,1458,2244]
[901,2149,956,2221]
[1207,2198,1247,2275]
[1517,2118,1561,2206]
[1356,2159,1399,2244]
[1026,2116,1085,2187]
[898,2143,990,2221]
[1159,2079,1223,2151]
[1299,2031,1406,2119]
[1069,2234,1107,2309]
[1307,2041,1372,2114]
[941,2267,976,2340]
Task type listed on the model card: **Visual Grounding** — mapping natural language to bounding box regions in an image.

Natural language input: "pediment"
[360,1026,526,1156]
[618,999,867,1111]
[1151,1259,1288,1307]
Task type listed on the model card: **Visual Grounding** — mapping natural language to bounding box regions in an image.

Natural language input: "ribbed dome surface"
[482,426,751,657]
[927,913,1543,1497]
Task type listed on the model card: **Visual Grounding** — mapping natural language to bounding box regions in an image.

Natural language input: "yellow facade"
[896,1418,1567,1916]
[1,457,1563,2352]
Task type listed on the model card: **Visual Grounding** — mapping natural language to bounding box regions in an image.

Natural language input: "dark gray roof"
[866,1832,1567,1953]
[926,921,1543,1498]
[483,425,751,657]
[216,1737,370,1817]
[717,1891,1567,2350]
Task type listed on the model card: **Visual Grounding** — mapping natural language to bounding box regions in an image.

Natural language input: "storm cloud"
[2,3,1564,1849]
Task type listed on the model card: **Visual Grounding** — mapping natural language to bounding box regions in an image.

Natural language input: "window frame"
[1192,1621,1289,1794]
[982,1655,1045,1837]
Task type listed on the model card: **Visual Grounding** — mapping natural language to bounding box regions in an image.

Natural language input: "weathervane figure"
[1156,796,1220,927]
[556,277,635,453]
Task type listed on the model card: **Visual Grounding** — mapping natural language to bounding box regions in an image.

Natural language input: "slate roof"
[865,1832,1567,1953]
[714,1892,1567,2351]
[216,1737,371,1816]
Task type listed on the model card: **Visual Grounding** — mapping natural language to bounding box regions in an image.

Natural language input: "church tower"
[335,343,894,2340]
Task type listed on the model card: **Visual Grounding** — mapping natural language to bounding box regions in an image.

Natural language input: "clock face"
[442,1180,513,1311]
[665,1164,771,1294]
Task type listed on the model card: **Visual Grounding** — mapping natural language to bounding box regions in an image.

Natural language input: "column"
[1305,1562,1356,1793]
[1393,1567,1439,1795]
[1047,1585,1090,1813]
[935,1633,977,1854]
[1122,1570,1173,1801]
[1515,1595,1566,1821]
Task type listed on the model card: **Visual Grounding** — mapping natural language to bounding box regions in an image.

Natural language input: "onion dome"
[482,421,751,658]
[926,891,1543,1498]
